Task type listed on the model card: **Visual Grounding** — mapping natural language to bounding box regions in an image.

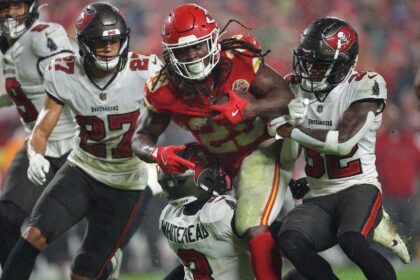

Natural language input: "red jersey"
[145,35,271,176]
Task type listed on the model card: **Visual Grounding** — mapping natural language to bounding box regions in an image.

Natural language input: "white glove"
[288,97,309,127]
[27,154,50,186]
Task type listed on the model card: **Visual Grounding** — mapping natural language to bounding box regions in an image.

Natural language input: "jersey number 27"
[76,110,139,158]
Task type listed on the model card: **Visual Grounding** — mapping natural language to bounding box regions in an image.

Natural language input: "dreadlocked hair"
[218,18,270,63]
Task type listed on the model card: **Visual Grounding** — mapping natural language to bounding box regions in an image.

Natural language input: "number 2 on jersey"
[178,249,214,280]
[76,110,139,158]
[305,146,362,179]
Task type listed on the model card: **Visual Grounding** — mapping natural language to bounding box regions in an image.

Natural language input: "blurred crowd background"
[0,0,418,278]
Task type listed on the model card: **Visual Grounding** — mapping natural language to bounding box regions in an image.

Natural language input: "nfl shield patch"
[317,104,323,113]
[99,92,107,100]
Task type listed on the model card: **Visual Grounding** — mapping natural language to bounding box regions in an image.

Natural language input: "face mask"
[94,56,120,71]
[1,17,26,39]
[186,60,212,79]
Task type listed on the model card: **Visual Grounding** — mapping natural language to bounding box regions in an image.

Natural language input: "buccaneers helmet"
[0,0,39,39]
[76,2,130,72]
[162,3,220,80]
[293,17,359,95]
[158,143,232,207]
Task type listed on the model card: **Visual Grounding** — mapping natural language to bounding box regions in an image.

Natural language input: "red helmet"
[161,3,220,80]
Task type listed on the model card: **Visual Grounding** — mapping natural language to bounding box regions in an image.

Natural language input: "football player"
[0,0,76,269]
[158,142,255,280]
[132,3,300,279]
[0,3,161,280]
[273,17,398,280]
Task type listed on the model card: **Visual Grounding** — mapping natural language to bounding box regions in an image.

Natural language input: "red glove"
[151,145,195,174]
[209,90,252,125]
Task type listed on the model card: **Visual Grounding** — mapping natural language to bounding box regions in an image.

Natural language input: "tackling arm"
[246,63,294,118]
[28,96,63,158]
[131,108,171,163]
[277,101,380,156]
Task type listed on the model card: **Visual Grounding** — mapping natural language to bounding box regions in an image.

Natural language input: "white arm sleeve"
[291,111,375,156]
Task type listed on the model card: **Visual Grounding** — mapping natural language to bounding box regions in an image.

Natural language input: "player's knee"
[22,226,49,251]
[244,225,270,239]
[277,231,308,262]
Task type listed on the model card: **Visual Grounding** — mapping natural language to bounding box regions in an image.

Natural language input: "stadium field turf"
[112,266,420,280]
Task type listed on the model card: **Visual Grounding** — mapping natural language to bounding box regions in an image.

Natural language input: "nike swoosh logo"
[232,110,239,116]
[152,56,157,65]
[368,74,378,79]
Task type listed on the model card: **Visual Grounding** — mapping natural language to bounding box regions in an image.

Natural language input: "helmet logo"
[323,26,357,52]
[102,29,121,36]
[76,9,95,32]
[206,15,215,24]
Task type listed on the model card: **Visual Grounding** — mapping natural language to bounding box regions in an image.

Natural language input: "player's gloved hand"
[151,145,196,174]
[284,73,301,85]
[288,177,310,200]
[288,97,309,127]
[27,154,50,186]
[210,90,252,125]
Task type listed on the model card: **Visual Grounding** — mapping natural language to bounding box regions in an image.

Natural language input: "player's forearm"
[131,133,158,163]
[0,93,13,108]
[247,89,293,118]
[28,129,49,158]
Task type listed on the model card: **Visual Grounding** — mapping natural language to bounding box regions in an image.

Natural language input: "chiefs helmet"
[76,2,130,72]
[0,0,39,39]
[158,143,232,207]
[162,3,220,80]
[293,17,358,95]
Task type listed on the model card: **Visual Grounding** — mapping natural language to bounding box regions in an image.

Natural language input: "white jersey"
[160,195,254,280]
[44,52,162,190]
[1,21,76,157]
[291,71,387,198]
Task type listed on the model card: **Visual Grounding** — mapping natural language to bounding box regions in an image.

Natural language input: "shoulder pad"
[145,70,168,93]
[230,34,261,49]
[31,22,73,58]
[200,196,236,225]
[228,34,262,73]
[348,71,387,102]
